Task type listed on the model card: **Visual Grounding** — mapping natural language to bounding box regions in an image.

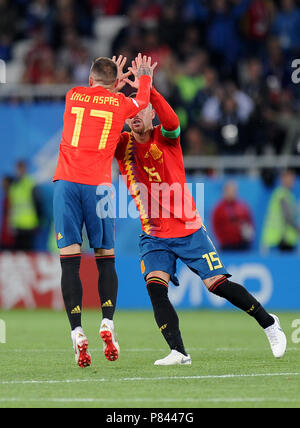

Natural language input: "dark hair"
[281,168,296,177]
[90,57,118,86]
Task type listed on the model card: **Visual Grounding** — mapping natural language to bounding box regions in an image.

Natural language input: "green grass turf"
[0,309,299,408]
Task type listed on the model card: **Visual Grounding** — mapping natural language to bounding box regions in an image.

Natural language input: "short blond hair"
[90,57,118,86]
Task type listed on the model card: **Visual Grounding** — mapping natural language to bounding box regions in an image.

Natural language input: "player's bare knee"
[204,274,227,291]
[60,244,81,256]
[146,271,170,284]
[94,248,115,257]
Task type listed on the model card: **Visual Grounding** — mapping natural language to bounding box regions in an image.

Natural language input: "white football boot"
[154,350,192,366]
[71,327,91,368]
[264,314,287,359]
[100,318,120,362]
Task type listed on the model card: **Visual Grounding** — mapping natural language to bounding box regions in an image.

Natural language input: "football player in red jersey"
[53,54,156,367]
[115,60,287,366]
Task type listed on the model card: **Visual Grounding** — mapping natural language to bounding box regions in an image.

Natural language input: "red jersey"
[212,199,254,247]
[53,75,151,185]
[115,87,202,238]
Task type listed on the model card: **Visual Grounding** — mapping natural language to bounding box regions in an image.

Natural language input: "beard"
[131,120,146,135]
[133,126,146,135]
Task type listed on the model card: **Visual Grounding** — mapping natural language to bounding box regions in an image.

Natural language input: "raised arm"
[124,57,180,139]
[150,86,180,138]
[121,54,155,118]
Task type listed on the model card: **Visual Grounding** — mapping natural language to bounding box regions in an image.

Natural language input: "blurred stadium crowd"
[1,0,300,157]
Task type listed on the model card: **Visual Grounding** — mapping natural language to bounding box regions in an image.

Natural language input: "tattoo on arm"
[137,66,152,78]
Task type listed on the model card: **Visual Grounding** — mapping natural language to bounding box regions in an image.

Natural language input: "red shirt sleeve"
[121,75,152,118]
[150,86,180,131]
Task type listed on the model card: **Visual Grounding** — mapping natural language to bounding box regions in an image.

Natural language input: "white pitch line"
[1,372,300,385]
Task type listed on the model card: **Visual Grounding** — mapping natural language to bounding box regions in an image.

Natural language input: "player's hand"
[111,55,132,92]
[136,53,158,82]
[124,54,157,89]
[123,60,139,89]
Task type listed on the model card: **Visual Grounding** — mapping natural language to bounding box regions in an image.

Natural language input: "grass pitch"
[0,309,299,408]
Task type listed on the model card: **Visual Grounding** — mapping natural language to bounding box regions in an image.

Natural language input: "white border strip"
[0,397,299,404]
[1,372,300,385]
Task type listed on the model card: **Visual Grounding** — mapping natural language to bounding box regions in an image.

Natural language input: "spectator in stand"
[218,96,249,153]
[263,36,291,94]
[259,35,293,155]
[183,0,210,21]
[183,125,218,175]
[51,0,93,49]
[241,57,266,103]
[212,181,255,251]
[54,66,72,84]
[21,26,55,84]
[8,161,41,251]
[56,27,92,84]
[111,4,145,55]
[0,0,18,62]
[142,29,171,70]
[135,0,162,24]
[176,24,203,61]
[167,50,208,128]
[0,176,15,250]
[272,0,300,53]
[71,44,91,85]
[157,0,183,52]
[262,169,300,252]
[58,29,85,69]
[0,34,13,62]
[25,0,54,38]
[243,0,274,54]
[194,67,219,106]
[89,0,123,16]
[51,0,78,49]
[240,57,269,154]
[0,0,18,45]
[36,49,57,84]
[204,0,252,75]
[201,80,254,154]
[202,81,254,127]
[264,89,300,155]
